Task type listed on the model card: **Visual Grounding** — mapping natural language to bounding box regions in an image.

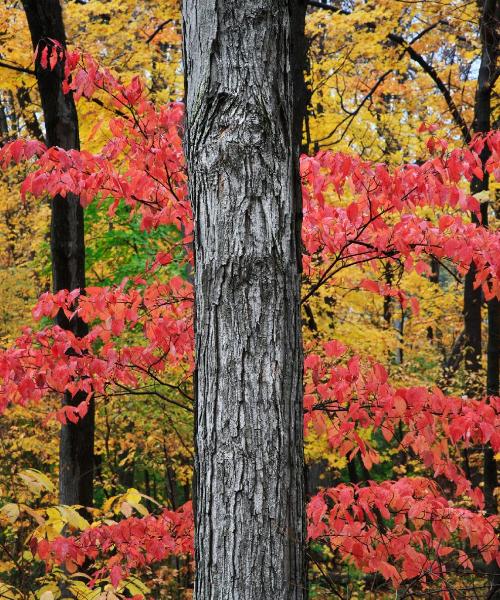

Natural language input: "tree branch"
[0,60,127,118]
[307,0,350,14]
[146,19,173,44]
[388,33,471,143]
[305,10,469,147]
[315,69,393,145]
[312,20,448,147]
[0,61,34,76]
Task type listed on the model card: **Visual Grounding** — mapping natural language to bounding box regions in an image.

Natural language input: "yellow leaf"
[124,488,141,505]
[473,190,490,203]
[19,469,54,495]
[0,503,20,524]
[102,494,120,514]
[20,504,45,526]
[0,583,17,600]
[58,506,90,531]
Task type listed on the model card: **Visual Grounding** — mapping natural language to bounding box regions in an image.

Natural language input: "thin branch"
[307,12,469,147]
[312,22,444,146]
[86,95,127,118]
[146,19,173,44]
[0,60,127,118]
[409,19,445,44]
[308,0,351,14]
[0,61,34,76]
[106,384,193,413]
[315,70,393,145]
[388,33,471,143]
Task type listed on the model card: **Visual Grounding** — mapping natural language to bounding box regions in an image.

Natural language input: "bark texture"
[22,0,94,507]
[183,2,306,598]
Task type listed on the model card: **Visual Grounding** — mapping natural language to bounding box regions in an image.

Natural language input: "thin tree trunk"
[463,264,482,392]
[485,296,499,505]
[22,0,94,508]
[472,0,499,509]
[427,258,440,341]
[183,1,306,598]
[463,0,499,397]
[471,1,500,594]
[485,297,499,501]
[0,93,9,142]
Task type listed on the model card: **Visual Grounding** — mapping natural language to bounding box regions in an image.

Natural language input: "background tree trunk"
[471,0,500,594]
[183,1,306,598]
[22,0,94,508]
[463,0,498,397]
[472,0,499,512]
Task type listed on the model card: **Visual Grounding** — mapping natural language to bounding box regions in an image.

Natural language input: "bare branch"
[146,19,174,44]
[308,0,350,14]
[388,33,471,143]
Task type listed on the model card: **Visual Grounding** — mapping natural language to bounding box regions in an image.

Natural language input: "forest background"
[0,0,499,599]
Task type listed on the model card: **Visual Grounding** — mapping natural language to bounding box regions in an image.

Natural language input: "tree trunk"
[472,0,499,505]
[22,0,94,508]
[471,0,500,594]
[463,263,482,392]
[183,1,306,598]
[0,93,9,142]
[485,297,499,507]
[463,0,499,396]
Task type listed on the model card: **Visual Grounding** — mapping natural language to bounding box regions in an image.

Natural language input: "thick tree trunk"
[22,0,94,508]
[183,1,306,598]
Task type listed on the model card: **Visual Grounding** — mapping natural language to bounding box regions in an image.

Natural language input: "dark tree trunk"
[0,93,10,142]
[463,0,499,397]
[183,1,306,598]
[472,0,499,138]
[473,0,499,509]
[383,263,393,328]
[485,298,499,503]
[470,1,500,594]
[22,0,94,508]
[427,258,440,341]
[463,263,483,390]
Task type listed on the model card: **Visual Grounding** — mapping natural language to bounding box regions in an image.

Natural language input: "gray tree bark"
[183,2,306,598]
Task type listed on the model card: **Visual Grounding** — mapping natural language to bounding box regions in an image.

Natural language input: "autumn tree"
[21,0,94,508]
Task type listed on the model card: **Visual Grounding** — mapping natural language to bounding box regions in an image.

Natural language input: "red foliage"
[33,502,194,585]
[307,478,499,588]
[1,48,500,592]
[304,347,500,507]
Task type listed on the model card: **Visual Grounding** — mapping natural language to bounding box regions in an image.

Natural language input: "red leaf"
[110,564,123,587]
[40,46,49,69]
[360,279,380,293]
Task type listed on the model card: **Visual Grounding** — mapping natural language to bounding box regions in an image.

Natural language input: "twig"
[146,19,174,44]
